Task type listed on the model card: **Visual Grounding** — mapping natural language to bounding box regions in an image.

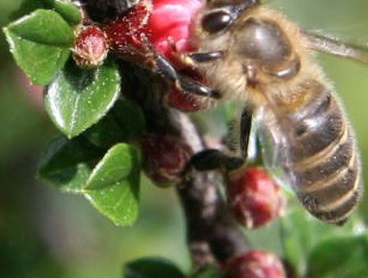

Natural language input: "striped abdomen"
[275,80,361,224]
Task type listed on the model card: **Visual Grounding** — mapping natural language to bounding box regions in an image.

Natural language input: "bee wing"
[254,107,294,192]
[304,31,368,65]
[254,89,361,224]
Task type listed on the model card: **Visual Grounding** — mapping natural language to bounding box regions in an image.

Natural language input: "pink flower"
[104,0,205,111]
[148,0,206,111]
[148,0,202,61]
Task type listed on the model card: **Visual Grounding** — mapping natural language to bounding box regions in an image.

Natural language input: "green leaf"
[124,257,185,278]
[83,99,145,148]
[53,0,82,25]
[86,143,139,189]
[10,0,54,21]
[3,9,73,85]
[39,139,141,225]
[45,60,121,138]
[191,265,224,278]
[10,0,81,26]
[112,98,146,139]
[83,111,127,148]
[84,144,141,226]
[307,234,368,278]
[6,9,73,45]
[84,177,140,226]
[38,136,104,193]
[280,207,311,275]
[280,202,365,276]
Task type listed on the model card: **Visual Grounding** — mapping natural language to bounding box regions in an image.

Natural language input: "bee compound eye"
[202,10,233,33]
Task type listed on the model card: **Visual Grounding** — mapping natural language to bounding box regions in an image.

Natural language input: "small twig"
[172,111,249,267]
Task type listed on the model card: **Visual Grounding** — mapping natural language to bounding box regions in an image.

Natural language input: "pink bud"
[227,167,286,228]
[225,250,287,278]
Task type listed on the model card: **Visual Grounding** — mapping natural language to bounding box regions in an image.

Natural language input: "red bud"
[140,133,193,186]
[225,250,287,278]
[73,25,109,68]
[227,167,286,228]
[104,1,152,55]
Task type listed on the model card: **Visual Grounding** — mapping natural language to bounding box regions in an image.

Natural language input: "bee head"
[206,0,260,8]
[201,0,260,34]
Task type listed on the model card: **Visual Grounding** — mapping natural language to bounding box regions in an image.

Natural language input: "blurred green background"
[0,0,367,277]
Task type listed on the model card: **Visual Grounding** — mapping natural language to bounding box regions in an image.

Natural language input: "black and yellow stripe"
[282,80,361,224]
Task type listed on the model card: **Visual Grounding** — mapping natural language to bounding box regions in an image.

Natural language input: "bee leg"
[240,108,252,159]
[185,149,244,173]
[187,51,224,63]
[184,109,252,174]
[154,53,180,82]
[178,76,221,99]
[139,36,221,98]
[176,51,224,68]
[154,54,222,99]
[169,51,224,98]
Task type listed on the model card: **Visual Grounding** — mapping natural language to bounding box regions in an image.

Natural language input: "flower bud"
[225,250,287,278]
[140,133,193,186]
[104,0,207,111]
[73,25,109,68]
[227,167,286,228]
[104,1,152,54]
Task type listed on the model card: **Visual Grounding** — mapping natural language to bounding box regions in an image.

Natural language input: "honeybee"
[178,0,363,224]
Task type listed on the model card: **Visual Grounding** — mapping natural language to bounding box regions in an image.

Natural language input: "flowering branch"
[75,0,249,267]
[4,0,366,277]
[128,63,250,267]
